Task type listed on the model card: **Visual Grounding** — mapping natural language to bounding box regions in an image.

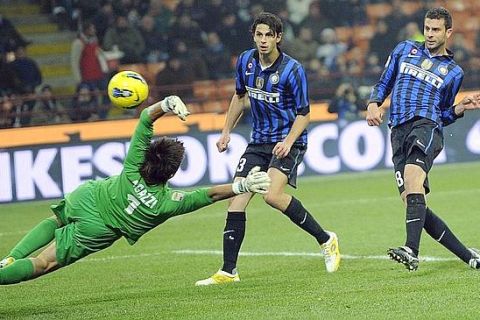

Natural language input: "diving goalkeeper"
[0,96,271,285]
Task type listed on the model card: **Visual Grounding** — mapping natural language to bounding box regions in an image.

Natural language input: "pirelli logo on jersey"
[245,86,280,103]
[400,62,444,89]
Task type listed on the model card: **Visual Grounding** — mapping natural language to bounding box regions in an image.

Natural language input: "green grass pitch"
[1,162,479,319]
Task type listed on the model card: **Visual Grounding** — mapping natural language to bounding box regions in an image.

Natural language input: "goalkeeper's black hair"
[250,12,283,40]
[140,137,185,186]
[425,7,452,30]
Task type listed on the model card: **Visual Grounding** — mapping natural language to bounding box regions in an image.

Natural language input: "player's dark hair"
[140,137,185,186]
[425,7,452,30]
[250,12,283,38]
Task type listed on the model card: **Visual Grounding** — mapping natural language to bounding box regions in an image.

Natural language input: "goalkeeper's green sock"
[0,258,34,285]
[8,217,58,260]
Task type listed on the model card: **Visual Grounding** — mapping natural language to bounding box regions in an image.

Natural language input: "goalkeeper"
[0,96,271,285]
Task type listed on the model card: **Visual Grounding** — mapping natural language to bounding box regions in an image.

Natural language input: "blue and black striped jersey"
[369,40,464,128]
[235,49,310,145]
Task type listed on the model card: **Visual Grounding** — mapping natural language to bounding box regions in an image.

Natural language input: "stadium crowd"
[1,0,479,128]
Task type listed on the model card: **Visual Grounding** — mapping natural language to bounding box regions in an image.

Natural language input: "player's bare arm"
[273,113,310,159]
[217,93,247,152]
[454,93,480,115]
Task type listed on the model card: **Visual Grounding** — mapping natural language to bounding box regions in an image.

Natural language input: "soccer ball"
[107,71,149,109]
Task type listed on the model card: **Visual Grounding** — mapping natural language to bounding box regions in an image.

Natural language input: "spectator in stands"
[338,0,368,27]
[139,15,168,63]
[476,30,480,50]
[328,82,362,127]
[170,39,208,81]
[276,7,296,43]
[9,46,42,126]
[286,0,314,26]
[203,32,232,80]
[155,57,195,99]
[300,1,332,43]
[71,22,110,119]
[69,83,96,122]
[91,1,115,44]
[201,0,231,33]
[450,34,472,65]
[76,0,100,22]
[217,12,251,56]
[174,0,206,25]
[103,15,145,64]
[398,22,424,42]
[362,52,383,85]
[283,26,318,65]
[0,94,18,128]
[0,14,31,53]
[383,0,410,40]
[316,28,347,72]
[306,58,336,100]
[167,13,205,53]
[31,85,66,125]
[148,0,174,36]
[0,52,19,97]
[369,19,396,65]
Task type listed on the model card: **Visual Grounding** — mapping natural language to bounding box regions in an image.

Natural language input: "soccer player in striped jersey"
[367,7,480,271]
[196,12,340,286]
[0,96,271,285]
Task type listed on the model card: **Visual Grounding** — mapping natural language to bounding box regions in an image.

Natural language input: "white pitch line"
[172,249,457,262]
[77,249,458,264]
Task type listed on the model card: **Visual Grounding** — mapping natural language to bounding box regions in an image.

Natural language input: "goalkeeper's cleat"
[195,269,240,286]
[320,231,340,273]
[387,246,419,271]
[468,248,480,270]
[0,257,15,269]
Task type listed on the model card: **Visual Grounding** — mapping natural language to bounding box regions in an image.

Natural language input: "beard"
[426,39,445,53]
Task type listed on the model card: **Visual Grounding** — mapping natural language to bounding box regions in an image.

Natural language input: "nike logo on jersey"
[245,71,254,76]
[280,166,290,172]
[407,54,421,58]
[416,139,426,148]
[415,158,425,164]
[406,218,421,223]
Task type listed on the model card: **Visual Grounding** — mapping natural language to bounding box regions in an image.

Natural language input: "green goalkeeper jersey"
[95,109,213,245]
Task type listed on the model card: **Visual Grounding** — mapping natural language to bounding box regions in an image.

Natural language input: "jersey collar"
[253,48,284,72]
[419,42,454,59]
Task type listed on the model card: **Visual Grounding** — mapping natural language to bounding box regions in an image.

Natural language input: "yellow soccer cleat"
[321,231,341,273]
[0,257,15,269]
[195,270,240,286]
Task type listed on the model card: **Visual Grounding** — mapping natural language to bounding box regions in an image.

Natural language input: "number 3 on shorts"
[395,170,404,187]
[236,158,246,172]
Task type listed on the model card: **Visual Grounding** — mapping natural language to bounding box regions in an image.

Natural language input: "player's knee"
[263,192,281,208]
[31,257,49,275]
[403,168,425,194]
[32,257,58,276]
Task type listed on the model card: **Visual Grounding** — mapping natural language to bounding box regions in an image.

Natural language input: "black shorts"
[391,117,444,194]
[234,143,306,188]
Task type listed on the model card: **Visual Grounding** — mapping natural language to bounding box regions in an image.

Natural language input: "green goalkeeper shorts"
[50,181,121,266]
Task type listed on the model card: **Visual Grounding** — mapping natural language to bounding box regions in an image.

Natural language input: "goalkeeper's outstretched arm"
[207,166,271,202]
[146,95,191,122]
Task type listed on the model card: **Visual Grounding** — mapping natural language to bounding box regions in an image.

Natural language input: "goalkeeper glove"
[232,166,271,195]
[160,95,190,121]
